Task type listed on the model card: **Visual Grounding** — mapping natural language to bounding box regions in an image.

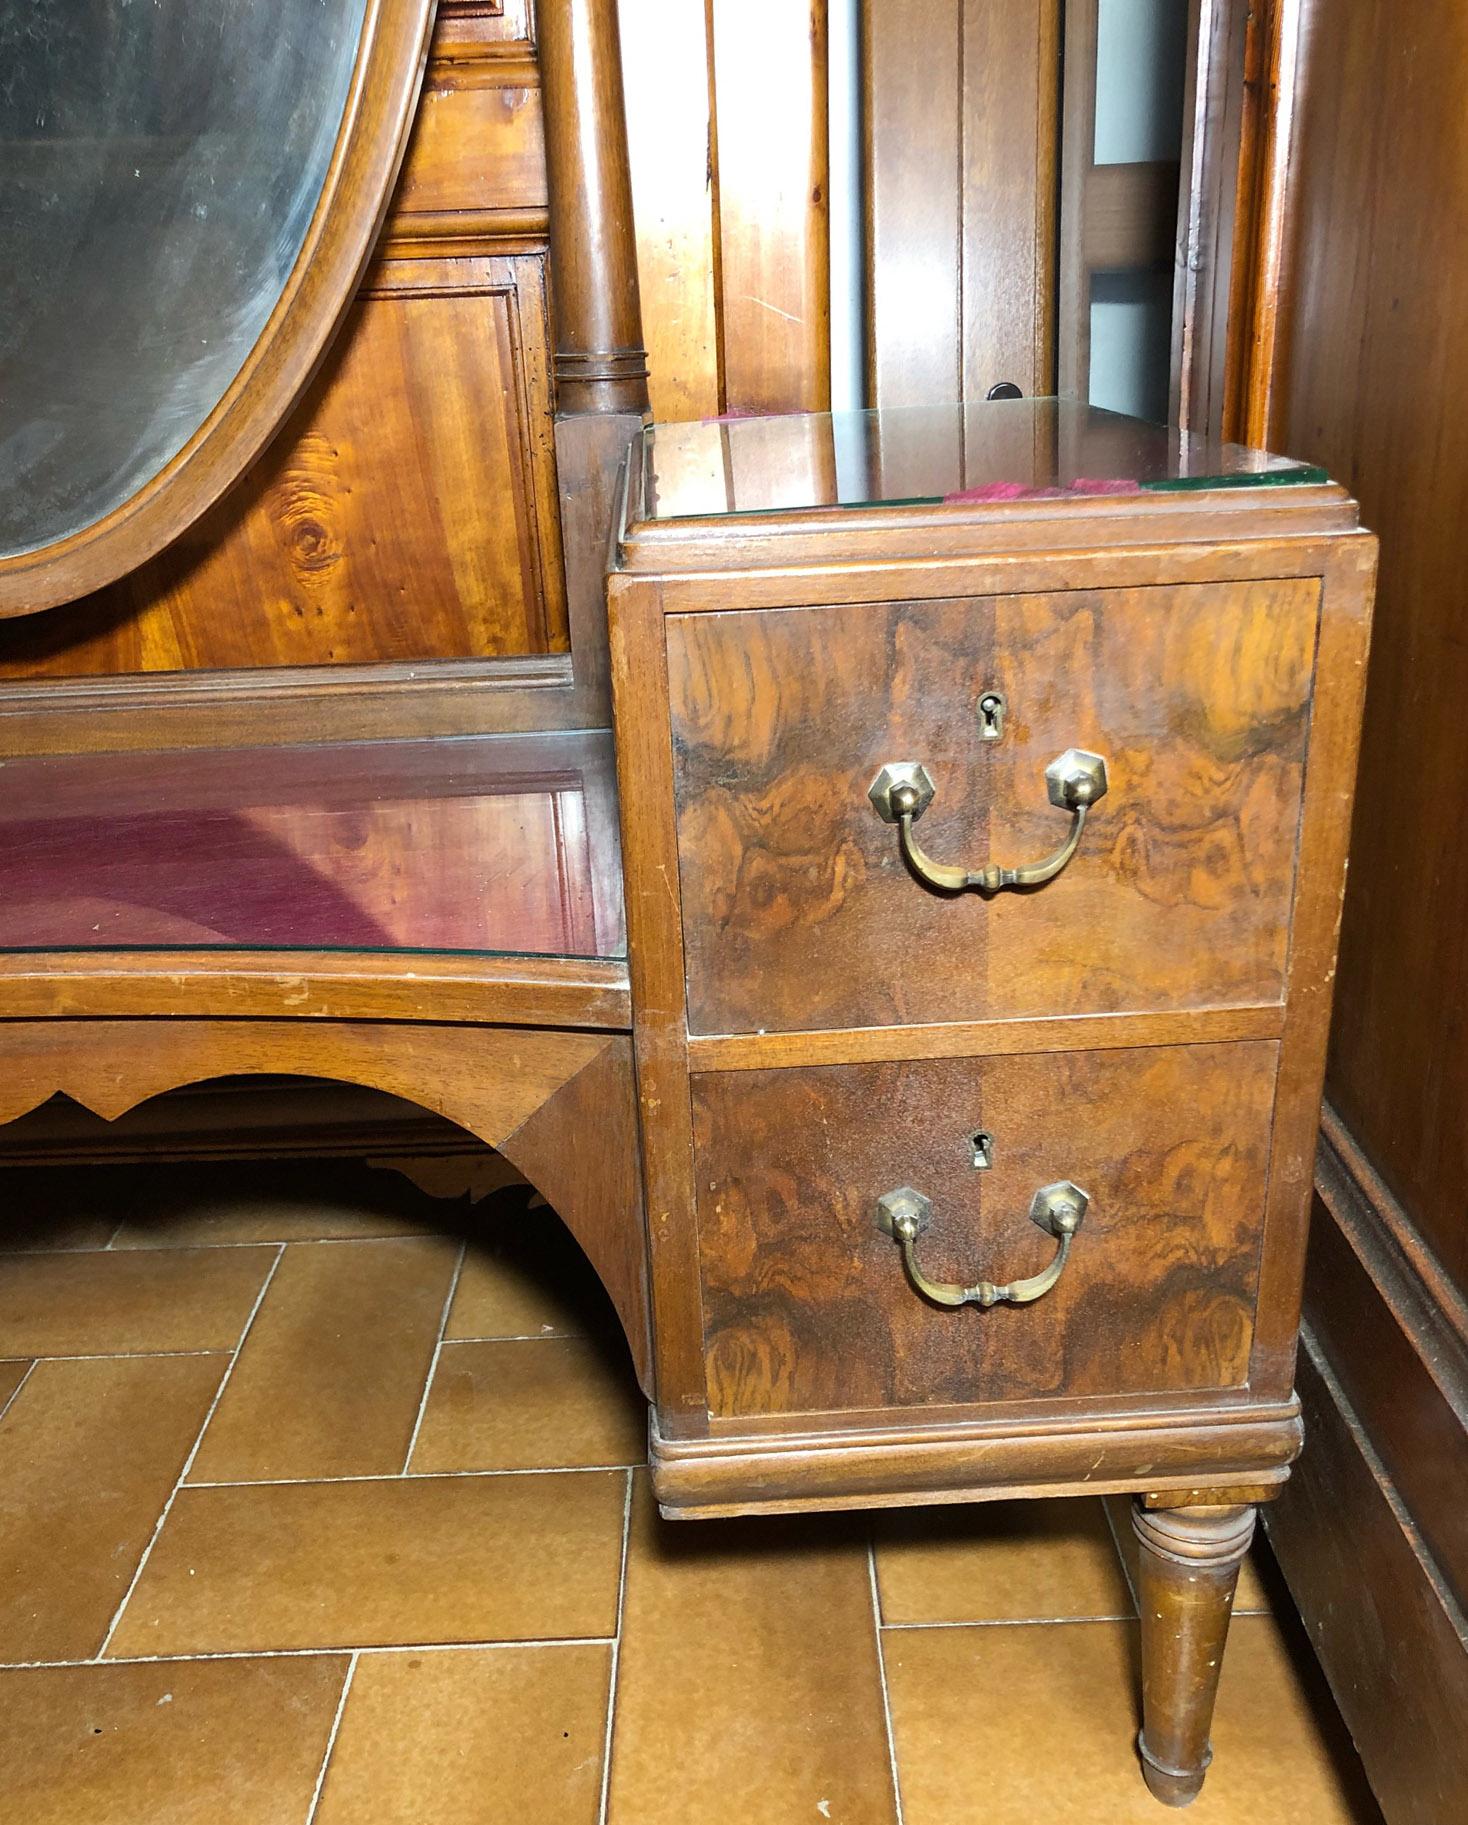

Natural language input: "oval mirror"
[0,0,437,618]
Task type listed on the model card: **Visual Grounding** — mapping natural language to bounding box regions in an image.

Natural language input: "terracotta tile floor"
[0,1159,1384,1824]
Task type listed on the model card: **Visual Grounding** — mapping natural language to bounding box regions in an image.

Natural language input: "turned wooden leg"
[1132,1501,1256,1807]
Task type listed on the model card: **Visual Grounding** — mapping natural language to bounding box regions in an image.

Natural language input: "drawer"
[668,579,1318,1035]
[692,1042,1277,1420]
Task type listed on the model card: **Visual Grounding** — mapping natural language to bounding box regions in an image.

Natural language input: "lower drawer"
[691,1042,1277,1420]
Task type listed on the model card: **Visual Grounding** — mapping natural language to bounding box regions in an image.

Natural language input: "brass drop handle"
[868,749,1108,893]
[875,1180,1089,1309]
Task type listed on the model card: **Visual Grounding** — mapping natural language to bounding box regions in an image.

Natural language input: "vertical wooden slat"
[865,0,1058,410]
[1058,0,1102,403]
[709,0,832,413]
[960,0,1060,400]
[617,0,721,422]
[864,0,963,408]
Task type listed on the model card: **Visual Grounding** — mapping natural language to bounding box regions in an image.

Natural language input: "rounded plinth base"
[1138,1733,1210,1807]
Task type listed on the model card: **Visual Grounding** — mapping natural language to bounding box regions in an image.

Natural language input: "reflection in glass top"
[0,0,367,557]
[0,734,626,961]
[639,399,1328,524]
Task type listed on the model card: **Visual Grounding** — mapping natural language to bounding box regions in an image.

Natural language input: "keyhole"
[971,1131,994,1169]
[977,691,1006,741]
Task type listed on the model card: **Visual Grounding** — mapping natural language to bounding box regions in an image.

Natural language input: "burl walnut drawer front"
[692,1041,1277,1421]
[668,578,1318,1036]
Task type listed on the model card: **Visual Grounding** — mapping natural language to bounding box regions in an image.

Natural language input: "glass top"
[639,398,1327,523]
[0,733,624,962]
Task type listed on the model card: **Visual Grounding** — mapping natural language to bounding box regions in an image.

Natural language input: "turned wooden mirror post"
[540,0,650,724]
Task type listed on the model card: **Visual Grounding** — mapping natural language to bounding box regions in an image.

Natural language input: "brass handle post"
[874,1180,1089,1309]
[868,750,1108,893]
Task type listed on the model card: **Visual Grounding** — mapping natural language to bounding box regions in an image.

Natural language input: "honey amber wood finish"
[1133,1502,1257,1807]
[0,1017,650,1391]
[0,0,440,620]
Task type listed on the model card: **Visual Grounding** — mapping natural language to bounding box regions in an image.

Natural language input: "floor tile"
[189,1237,460,1484]
[447,1202,617,1341]
[884,1612,1380,1824]
[0,1354,225,1661]
[0,1247,276,1357]
[0,1359,31,1412]
[316,1644,611,1825]
[0,1166,137,1253]
[1103,1494,1273,1614]
[875,1496,1135,1624]
[0,1655,348,1823]
[607,1473,897,1825]
[410,1336,646,1474]
[107,1469,628,1657]
[112,1159,447,1248]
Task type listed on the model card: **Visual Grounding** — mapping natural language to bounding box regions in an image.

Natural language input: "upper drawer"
[668,579,1319,1035]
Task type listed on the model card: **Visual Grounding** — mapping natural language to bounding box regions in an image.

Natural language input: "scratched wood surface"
[692,1040,1276,1420]
[668,578,1318,1035]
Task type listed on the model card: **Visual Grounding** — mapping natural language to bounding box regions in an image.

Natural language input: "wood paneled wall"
[864,0,1058,408]
[1253,2,1468,1817]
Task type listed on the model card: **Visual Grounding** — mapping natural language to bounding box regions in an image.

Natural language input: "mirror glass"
[0,0,369,559]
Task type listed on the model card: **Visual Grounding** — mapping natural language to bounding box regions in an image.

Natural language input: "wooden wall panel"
[1270,0,1468,1293]
[0,258,566,676]
[392,48,547,228]
[1250,3,1468,1816]
[865,0,1058,408]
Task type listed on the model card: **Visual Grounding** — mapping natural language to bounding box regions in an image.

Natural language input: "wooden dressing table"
[0,0,1374,1808]
[0,400,1374,1807]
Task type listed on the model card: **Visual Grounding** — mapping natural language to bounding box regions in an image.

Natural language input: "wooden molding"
[0,952,631,1031]
[650,1400,1302,1518]
[1308,1103,1468,1606]
[1266,1333,1468,1825]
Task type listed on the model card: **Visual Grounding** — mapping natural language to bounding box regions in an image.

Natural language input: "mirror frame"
[0,0,439,620]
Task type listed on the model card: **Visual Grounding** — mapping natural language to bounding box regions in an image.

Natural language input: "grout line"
[880,1613,1137,1632]
[186,1463,642,1489]
[596,1468,635,1825]
[867,1542,907,1825]
[0,1232,429,1258]
[439,1330,591,1345]
[20,1350,230,1363]
[0,1636,621,1671]
[399,1242,466,1474]
[1101,1495,1142,1613]
[0,1359,37,1425]
[303,1650,357,1825]
[94,1246,286,1661]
